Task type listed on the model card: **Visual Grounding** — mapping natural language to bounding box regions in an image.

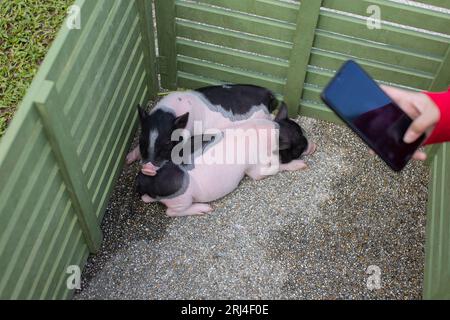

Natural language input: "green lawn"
[0,0,73,138]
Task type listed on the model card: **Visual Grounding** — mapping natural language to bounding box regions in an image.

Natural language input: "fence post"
[425,46,450,164]
[35,80,102,253]
[283,0,322,116]
[155,0,178,90]
[136,0,159,98]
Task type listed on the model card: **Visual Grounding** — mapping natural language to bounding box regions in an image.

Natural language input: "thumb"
[403,112,435,144]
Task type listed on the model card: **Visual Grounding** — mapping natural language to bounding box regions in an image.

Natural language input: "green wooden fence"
[155,0,450,299]
[0,0,449,299]
[0,0,157,299]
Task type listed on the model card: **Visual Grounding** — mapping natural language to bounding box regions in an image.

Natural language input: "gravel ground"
[74,114,429,300]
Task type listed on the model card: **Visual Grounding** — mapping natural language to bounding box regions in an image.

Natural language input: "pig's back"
[153,89,274,131]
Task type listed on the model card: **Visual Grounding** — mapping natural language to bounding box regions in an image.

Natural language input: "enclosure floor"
[74,116,429,300]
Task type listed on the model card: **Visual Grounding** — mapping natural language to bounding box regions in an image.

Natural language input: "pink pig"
[127,85,278,175]
[135,107,316,217]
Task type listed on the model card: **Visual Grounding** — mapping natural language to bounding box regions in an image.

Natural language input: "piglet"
[135,104,316,217]
[126,84,278,176]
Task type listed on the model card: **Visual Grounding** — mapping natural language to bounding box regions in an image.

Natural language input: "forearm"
[424,88,450,145]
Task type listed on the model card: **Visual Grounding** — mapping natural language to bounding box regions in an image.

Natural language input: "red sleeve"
[424,87,450,145]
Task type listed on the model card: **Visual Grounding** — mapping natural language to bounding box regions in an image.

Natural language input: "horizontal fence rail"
[0,0,157,299]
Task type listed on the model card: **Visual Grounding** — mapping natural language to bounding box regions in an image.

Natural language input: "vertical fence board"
[424,44,450,299]
[35,80,102,253]
[155,0,178,89]
[136,0,159,97]
[283,0,322,116]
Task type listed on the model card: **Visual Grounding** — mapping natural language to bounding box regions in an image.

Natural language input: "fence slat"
[176,0,296,43]
[136,0,159,97]
[155,0,178,89]
[429,46,450,91]
[178,55,285,93]
[195,0,300,23]
[416,0,450,10]
[34,80,102,253]
[177,38,288,78]
[424,144,450,299]
[284,0,323,116]
[176,19,292,60]
[323,0,450,35]
[318,11,450,57]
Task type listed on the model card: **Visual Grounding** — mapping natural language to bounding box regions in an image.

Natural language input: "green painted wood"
[136,0,159,98]
[429,46,450,92]
[24,189,74,299]
[47,0,99,85]
[39,214,79,299]
[176,38,289,78]
[35,80,102,253]
[424,144,450,299]
[64,1,137,136]
[90,70,148,214]
[423,44,450,299]
[318,11,450,57]
[176,19,292,59]
[416,0,450,10]
[313,30,442,75]
[177,55,286,94]
[299,100,343,124]
[284,0,322,116]
[176,0,296,43]
[0,0,157,299]
[155,0,178,89]
[323,0,450,35]
[308,50,434,89]
[196,0,300,23]
[75,11,141,158]
[178,71,222,89]
[58,0,117,98]
[82,53,146,191]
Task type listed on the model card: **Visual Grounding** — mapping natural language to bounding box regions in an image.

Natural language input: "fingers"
[412,150,427,161]
[380,85,419,119]
[368,148,427,161]
[381,87,438,144]
[380,85,407,102]
[403,112,436,143]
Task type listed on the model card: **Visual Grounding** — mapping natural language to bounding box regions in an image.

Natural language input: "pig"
[126,84,279,176]
[135,104,316,217]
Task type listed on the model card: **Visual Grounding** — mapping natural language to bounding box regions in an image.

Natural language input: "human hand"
[378,85,440,161]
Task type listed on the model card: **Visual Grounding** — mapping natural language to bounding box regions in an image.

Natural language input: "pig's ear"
[137,104,147,123]
[275,102,288,122]
[173,112,189,129]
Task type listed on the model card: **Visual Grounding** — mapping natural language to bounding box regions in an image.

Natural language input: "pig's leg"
[162,193,213,217]
[166,203,213,217]
[126,146,141,165]
[246,166,273,181]
[141,194,156,203]
[279,160,308,172]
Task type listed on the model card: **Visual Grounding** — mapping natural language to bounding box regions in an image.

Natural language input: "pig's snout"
[141,162,158,176]
[303,142,317,156]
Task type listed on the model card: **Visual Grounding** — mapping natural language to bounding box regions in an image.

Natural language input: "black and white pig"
[126,84,279,176]
[135,104,316,217]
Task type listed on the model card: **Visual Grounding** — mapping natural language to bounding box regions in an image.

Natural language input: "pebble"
[74,115,429,300]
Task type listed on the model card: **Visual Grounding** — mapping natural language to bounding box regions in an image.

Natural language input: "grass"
[0,0,73,138]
